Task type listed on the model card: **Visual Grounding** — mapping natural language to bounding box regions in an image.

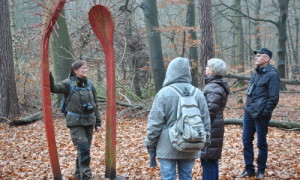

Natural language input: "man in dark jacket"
[238,48,280,179]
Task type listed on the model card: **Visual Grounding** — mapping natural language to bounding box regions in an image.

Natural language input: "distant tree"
[187,0,199,87]
[289,1,299,79]
[233,0,245,75]
[141,0,165,92]
[254,0,262,49]
[198,0,214,88]
[220,0,290,90]
[276,0,289,89]
[0,0,20,120]
[50,9,75,105]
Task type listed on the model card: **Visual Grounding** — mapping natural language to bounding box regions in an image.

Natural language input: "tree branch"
[219,0,278,27]
[224,73,300,85]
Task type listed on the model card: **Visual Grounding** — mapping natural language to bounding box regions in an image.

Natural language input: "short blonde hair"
[207,58,227,76]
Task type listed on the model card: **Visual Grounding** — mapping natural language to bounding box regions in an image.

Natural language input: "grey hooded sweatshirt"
[145,57,211,159]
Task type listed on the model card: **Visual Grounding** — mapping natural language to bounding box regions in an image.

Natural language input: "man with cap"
[237,48,280,179]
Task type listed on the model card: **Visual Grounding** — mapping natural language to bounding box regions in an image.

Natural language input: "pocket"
[253,82,267,96]
[70,127,86,145]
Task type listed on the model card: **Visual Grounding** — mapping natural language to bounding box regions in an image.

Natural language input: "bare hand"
[95,126,101,132]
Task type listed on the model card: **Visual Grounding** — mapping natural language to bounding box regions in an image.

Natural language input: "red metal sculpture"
[89,5,117,179]
[40,0,66,179]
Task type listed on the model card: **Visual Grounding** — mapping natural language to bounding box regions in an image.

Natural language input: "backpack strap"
[169,85,198,117]
[63,79,94,114]
[169,84,196,97]
[65,79,76,105]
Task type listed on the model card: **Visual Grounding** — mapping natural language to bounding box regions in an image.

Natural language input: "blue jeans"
[159,159,195,180]
[201,159,218,180]
[242,112,271,174]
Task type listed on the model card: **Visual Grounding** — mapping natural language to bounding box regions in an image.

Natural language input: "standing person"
[201,58,230,180]
[145,57,211,180]
[50,60,101,180]
[237,48,280,179]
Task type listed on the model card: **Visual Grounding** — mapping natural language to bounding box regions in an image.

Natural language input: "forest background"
[0,0,299,179]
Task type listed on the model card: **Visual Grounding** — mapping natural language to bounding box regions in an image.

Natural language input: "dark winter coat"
[244,64,280,119]
[201,76,230,160]
[50,76,101,127]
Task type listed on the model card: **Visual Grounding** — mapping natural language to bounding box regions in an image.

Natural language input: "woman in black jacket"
[201,58,230,180]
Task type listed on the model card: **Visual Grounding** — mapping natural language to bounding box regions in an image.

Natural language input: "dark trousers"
[70,126,94,180]
[201,159,218,180]
[242,112,271,174]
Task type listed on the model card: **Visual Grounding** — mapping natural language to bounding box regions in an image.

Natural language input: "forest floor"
[0,85,300,179]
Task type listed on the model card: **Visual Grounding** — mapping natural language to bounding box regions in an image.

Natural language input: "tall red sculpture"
[89,5,117,179]
[40,0,66,179]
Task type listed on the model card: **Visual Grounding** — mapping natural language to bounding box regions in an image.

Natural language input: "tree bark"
[0,0,20,120]
[277,0,289,90]
[187,0,199,87]
[50,9,75,105]
[9,112,43,126]
[198,0,214,88]
[233,0,245,75]
[254,0,262,49]
[141,0,165,92]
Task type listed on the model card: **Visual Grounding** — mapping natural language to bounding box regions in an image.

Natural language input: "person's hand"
[95,126,101,132]
[260,112,272,120]
[49,72,54,91]
[204,133,211,148]
[49,72,54,82]
[148,150,157,168]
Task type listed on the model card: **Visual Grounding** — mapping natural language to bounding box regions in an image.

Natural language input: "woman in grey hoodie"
[145,57,211,180]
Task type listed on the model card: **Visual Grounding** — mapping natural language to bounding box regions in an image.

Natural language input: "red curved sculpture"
[40,1,66,179]
[88,5,117,179]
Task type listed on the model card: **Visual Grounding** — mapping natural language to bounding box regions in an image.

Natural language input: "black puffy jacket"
[244,64,280,119]
[201,76,230,160]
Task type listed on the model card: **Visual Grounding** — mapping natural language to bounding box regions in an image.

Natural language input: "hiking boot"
[237,170,255,178]
[255,172,264,179]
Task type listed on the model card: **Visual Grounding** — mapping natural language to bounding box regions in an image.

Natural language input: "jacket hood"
[205,75,230,95]
[163,57,192,87]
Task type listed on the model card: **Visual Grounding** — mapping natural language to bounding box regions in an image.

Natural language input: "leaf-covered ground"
[1,87,300,179]
[0,117,299,179]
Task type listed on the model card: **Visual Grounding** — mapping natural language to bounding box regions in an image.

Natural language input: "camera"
[83,102,94,113]
[246,84,256,95]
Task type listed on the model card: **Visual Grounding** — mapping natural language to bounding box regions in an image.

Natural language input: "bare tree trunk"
[287,20,297,79]
[8,0,18,71]
[254,0,262,49]
[187,0,199,87]
[277,0,289,90]
[198,0,214,88]
[0,0,20,120]
[141,0,165,92]
[233,0,245,75]
[50,9,75,105]
[291,4,299,79]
